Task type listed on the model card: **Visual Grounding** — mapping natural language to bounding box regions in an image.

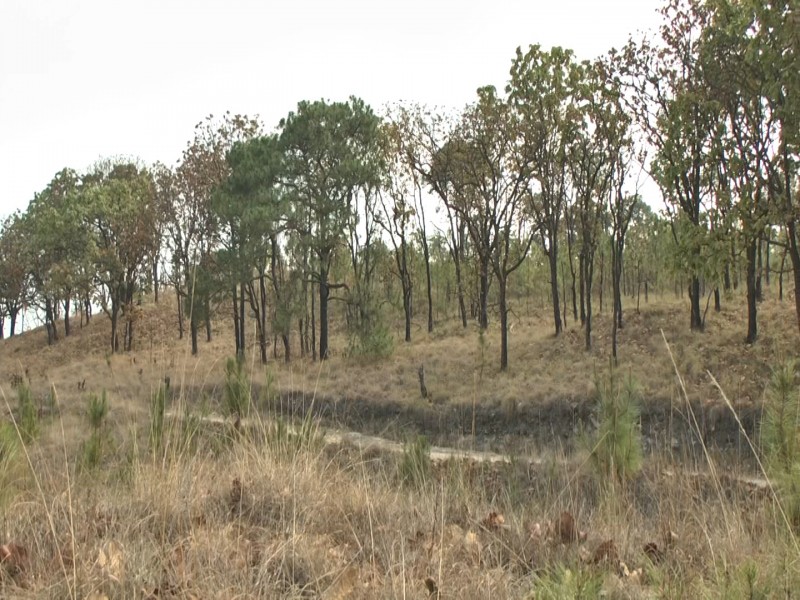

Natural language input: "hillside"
[0,291,798,598]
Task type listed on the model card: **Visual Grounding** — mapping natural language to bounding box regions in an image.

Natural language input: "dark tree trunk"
[585,256,595,351]
[238,282,246,358]
[690,276,703,331]
[454,247,467,329]
[63,297,71,337]
[547,245,562,336]
[422,235,434,333]
[745,238,758,344]
[191,314,198,356]
[499,277,509,371]
[319,274,329,360]
[153,259,159,304]
[311,282,317,361]
[578,253,586,325]
[786,221,800,336]
[231,286,240,357]
[282,334,290,363]
[9,308,18,337]
[714,288,721,312]
[478,260,489,330]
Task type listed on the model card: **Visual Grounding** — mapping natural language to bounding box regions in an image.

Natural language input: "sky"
[0,0,665,220]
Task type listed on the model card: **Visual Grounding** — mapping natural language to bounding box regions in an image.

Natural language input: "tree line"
[0,0,797,370]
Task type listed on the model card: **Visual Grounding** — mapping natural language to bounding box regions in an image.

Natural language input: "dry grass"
[0,289,799,597]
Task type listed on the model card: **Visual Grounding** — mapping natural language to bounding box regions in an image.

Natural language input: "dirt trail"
[167,410,770,492]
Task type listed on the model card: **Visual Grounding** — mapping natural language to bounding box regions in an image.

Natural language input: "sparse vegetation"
[15,383,38,444]
[761,361,800,528]
[590,364,643,485]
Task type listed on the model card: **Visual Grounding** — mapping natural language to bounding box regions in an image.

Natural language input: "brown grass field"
[0,288,798,598]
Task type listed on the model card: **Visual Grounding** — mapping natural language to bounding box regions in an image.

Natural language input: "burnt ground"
[180,384,761,464]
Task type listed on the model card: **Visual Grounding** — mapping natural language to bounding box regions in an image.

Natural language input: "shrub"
[224,357,251,419]
[79,390,111,472]
[590,364,643,485]
[16,383,38,444]
[400,435,431,489]
[761,361,800,528]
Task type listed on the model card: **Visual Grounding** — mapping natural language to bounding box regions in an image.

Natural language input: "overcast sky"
[0,0,664,220]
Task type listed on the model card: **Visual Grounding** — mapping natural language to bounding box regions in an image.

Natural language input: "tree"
[280,97,383,360]
[569,59,620,350]
[214,134,285,362]
[0,214,29,337]
[700,0,778,343]
[443,86,535,370]
[83,161,159,353]
[618,0,722,331]
[509,45,583,336]
[377,120,415,342]
[23,168,89,343]
[172,113,261,355]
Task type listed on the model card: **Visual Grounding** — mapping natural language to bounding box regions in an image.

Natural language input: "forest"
[0,0,797,372]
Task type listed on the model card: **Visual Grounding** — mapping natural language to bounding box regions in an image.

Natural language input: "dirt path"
[167,410,769,492]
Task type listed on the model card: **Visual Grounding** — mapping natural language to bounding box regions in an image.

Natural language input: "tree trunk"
[479,260,489,331]
[153,258,159,304]
[454,248,468,329]
[9,308,18,337]
[319,273,329,360]
[232,286,240,357]
[238,282,246,358]
[714,288,721,312]
[584,256,594,351]
[786,221,800,335]
[311,281,317,361]
[63,297,71,337]
[578,253,586,325]
[547,247,562,336]
[499,276,509,371]
[745,238,758,344]
[690,276,703,331]
[421,234,434,333]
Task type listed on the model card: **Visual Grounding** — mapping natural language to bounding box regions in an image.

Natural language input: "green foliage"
[590,365,643,485]
[87,390,109,431]
[525,565,604,599]
[347,300,394,360]
[399,435,431,489]
[78,390,112,473]
[16,383,38,444]
[761,361,800,528]
[224,357,251,419]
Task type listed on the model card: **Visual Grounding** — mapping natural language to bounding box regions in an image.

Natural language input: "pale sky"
[0,0,664,219]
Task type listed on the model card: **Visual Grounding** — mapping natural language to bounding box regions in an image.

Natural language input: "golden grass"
[0,288,798,597]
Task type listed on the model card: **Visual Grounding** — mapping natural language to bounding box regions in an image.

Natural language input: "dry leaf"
[0,543,29,576]
[96,540,125,582]
[481,511,506,531]
[424,576,439,597]
[592,539,619,565]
